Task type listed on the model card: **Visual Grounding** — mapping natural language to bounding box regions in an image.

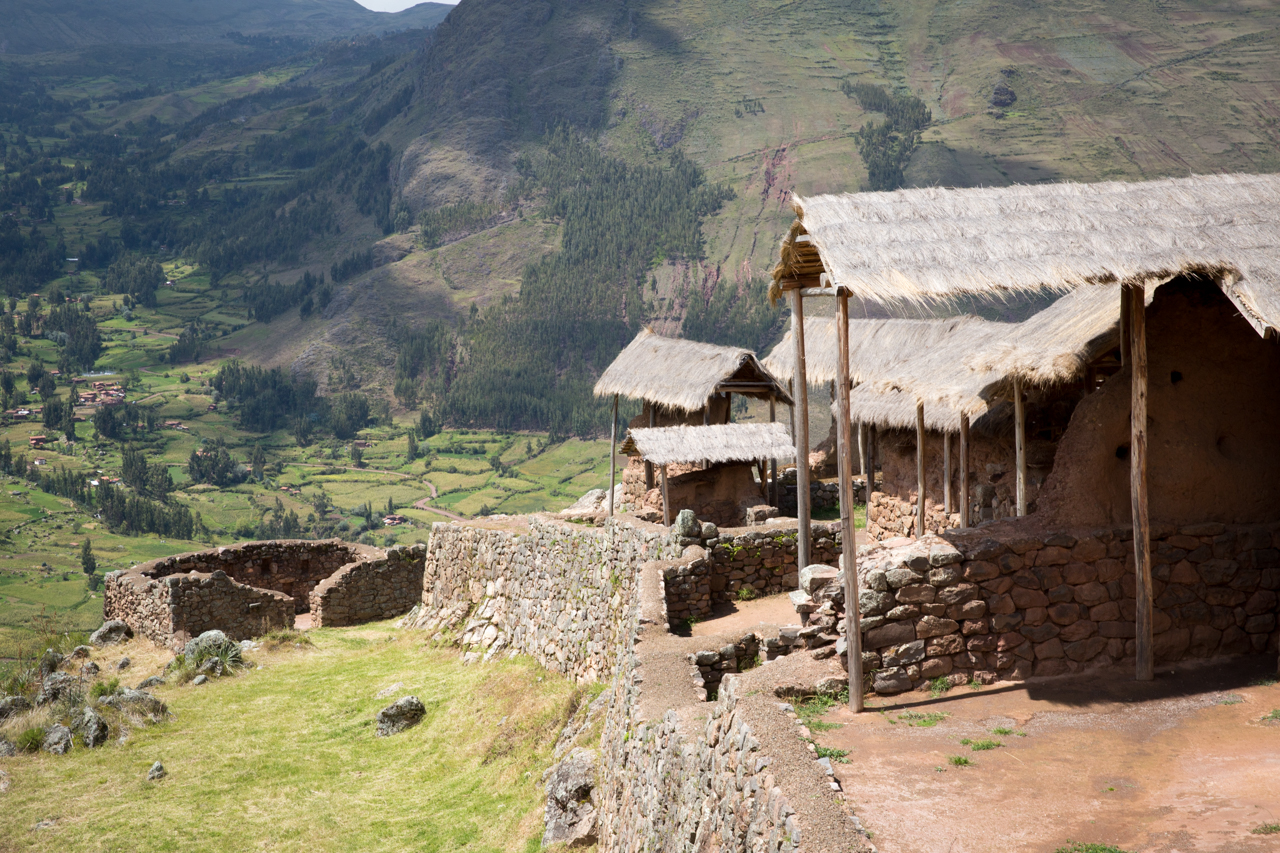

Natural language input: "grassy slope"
[0,626,577,853]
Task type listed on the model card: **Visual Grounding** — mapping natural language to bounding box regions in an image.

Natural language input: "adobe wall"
[104,539,425,647]
[1038,279,1280,528]
[623,459,774,528]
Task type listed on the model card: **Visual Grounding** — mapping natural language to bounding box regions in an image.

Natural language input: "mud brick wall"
[664,523,842,628]
[310,544,426,628]
[849,522,1280,695]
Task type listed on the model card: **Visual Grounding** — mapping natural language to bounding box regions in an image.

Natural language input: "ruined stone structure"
[104,539,425,648]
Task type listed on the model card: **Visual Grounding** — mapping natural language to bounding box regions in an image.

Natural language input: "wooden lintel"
[778,274,824,291]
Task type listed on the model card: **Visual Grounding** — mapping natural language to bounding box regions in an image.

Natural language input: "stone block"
[882,640,925,667]
[1036,546,1072,566]
[896,584,936,604]
[920,656,952,678]
[963,561,1000,582]
[865,620,916,649]
[886,567,925,589]
[1153,627,1191,660]
[873,666,913,695]
[916,615,959,639]
[799,565,839,595]
[1034,638,1065,659]
[928,542,963,567]
[886,605,921,620]
[926,633,964,656]
[1010,587,1049,609]
[1021,623,1060,643]
[1058,620,1097,642]
[1047,603,1082,626]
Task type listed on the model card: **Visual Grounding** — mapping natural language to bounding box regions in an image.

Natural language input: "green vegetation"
[842,82,932,191]
[796,694,841,733]
[947,755,971,767]
[898,711,948,728]
[961,738,1003,751]
[815,745,849,763]
[1262,709,1280,723]
[1252,823,1280,835]
[927,676,952,698]
[1053,844,1133,853]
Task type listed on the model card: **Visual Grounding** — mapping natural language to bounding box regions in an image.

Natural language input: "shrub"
[90,677,121,699]
[1252,823,1280,835]
[947,755,971,767]
[961,738,1003,751]
[261,628,313,650]
[1053,844,1132,853]
[16,727,45,753]
[735,586,757,602]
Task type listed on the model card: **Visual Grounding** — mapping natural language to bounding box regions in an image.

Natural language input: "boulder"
[0,695,32,722]
[42,725,72,755]
[81,662,100,678]
[673,509,701,538]
[559,488,606,515]
[197,657,224,677]
[873,667,913,695]
[799,564,839,595]
[90,620,133,647]
[116,657,131,672]
[75,707,109,748]
[376,696,426,737]
[192,675,208,686]
[700,521,718,540]
[183,630,240,665]
[36,672,78,706]
[136,676,165,690]
[68,645,93,660]
[543,747,598,848]
[38,649,64,679]
[98,688,167,719]
[0,739,14,757]
[147,761,167,781]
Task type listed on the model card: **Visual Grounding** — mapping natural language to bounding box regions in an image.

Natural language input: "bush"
[16,727,45,753]
[735,586,757,602]
[260,628,313,650]
[90,677,121,699]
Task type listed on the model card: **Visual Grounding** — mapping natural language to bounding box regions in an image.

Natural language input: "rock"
[0,739,14,758]
[990,82,1017,108]
[543,747,598,848]
[36,672,78,706]
[75,707,109,748]
[0,695,32,721]
[147,761,166,781]
[136,676,165,690]
[376,695,425,737]
[700,522,718,540]
[816,757,834,776]
[116,657,131,672]
[90,620,133,647]
[99,688,167,719]
[873,667,913,695]
[42,725,72,755]
[197,657,224,677]
[375,682,405,699]
[788,590,817,614]
[68,645,93,660]
[81,662,100,678]
[192,675,208,686]
[815,676,846,695]
[673,509,701,538]
[183,630,240,665]
[799,564,839,595]
[559,488,607,515]
[928,542,963,567]
[38,649,64,679]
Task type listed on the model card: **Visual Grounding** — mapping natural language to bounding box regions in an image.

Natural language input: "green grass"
[0,626,577,852]
[796,695,841,733]
[1054,844,1133,853]
[961,738,1003,751]
[1252,823,1280,835]
[946,755,971,767]
[1261,709,1280,723]
[815,745,849,763]
[898,711,948,728]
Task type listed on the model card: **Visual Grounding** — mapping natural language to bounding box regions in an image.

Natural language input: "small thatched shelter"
[593,328,793,524]
[626,423,795,467]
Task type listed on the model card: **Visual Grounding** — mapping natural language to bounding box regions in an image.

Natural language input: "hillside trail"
[287,461,463,520]
[413,494,467,523]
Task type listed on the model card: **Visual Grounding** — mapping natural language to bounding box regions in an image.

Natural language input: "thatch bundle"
[771,173,1280,338]
[593,328,791,412]
[627,422,796,466]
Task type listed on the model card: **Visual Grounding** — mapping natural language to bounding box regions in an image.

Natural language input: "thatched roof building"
[594,328,792,412]
[625,423,795,466]
[772,174,1280,332]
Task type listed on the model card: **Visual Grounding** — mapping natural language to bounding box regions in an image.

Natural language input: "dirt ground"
[815,656,1280,853]
[691,592,797,638]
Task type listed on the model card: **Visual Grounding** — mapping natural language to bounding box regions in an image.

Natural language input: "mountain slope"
[0,0,453,54]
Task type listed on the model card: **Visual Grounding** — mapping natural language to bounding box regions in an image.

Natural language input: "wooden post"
[959,415,970,529]
[857,421,866,476]
[943,432,952,515]
[866,425,876,496]
[1128,283,1153,682]
[790,290,812,571]
[644,404,655,491]
[660,464,671,527]
[1014,376,1027,517]
[769,397,778,508]
[835,292,863,712]
[915,401,926,538]
[1120,287,1132,367]
[608,394,618,517]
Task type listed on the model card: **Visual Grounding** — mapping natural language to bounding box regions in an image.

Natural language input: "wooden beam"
[660,464,671,527]
[959,415,970,529]
[608,394,618,517]
[790,289,812,571]
[1128,283,1154,682]
[915,401,926,538]
[644,404,655,491]
[778,274,824,291]
[1015,376,1027,517]
[835,293,863,712]
[769,398,778,508]
[857,421,866,477]
[943,431,952,515]
[1120,286,1132,367]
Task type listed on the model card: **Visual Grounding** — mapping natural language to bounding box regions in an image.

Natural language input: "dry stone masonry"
[104,539,425,647]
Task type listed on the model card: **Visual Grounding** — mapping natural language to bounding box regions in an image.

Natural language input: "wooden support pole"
[1014,376,1027,517]
[1128,283,1153,682]
[660,464,671,527]
[915,401,926,538]
[943,432,952,515]
[857,421,866,476]
[866,426,876,496]
[769,398,778,508]
[608,394,618,517]
[644,404,655,491]
[959,415,970,529]
[1120,287,1132,367]
[790,289,812,571]
[835,293,863,712]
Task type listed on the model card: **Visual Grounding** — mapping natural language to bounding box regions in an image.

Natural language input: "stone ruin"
[104,539,425,649]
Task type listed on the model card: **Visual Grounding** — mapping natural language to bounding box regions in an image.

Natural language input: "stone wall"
[845,522,1280,695]
[104,539,425,647]
[866,491,953,541]
[664,522,842,628]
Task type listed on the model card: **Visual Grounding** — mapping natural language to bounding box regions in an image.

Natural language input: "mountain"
[0,0,454,54]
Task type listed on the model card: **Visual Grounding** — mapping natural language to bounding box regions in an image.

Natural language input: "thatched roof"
[626,422,796,466]
[844,385,1007,433]
[771,173,1280,337]
[594,328,792,412]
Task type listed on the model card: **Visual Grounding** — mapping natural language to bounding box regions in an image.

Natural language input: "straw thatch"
[843,385,1009,433]
[594,328,792,412]
[771,173,1280,335]
[627,423,796,466]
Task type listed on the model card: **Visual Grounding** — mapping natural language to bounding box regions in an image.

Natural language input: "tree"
[60,400,76,443]
[350,444,364,468]
[251,443,265,481]
[80,538,96,575]
[405,430,418,462]
[417,407,439,440]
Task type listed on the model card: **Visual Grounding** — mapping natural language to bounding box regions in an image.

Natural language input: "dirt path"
[292,462,414,479]
[691,592,798,637]
[413,494,466,522]
[816,656,1280,853]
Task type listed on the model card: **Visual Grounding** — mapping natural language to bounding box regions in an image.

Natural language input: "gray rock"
[98,688,166,719]
[928,542,963,567]
[673,509,701,538]
[75,707,109,748]
[0,695,32,722]
[147,761,166,781]
[42,725,72,755]
[885,567,925,589]
[700,521,718,540]
[0,739,14,757]
[788,590,817,613]
[90,620,133,647]
[799,564,839,595]
[376,695,425,737]
[38,649,64,679]
[192,674,208,686]
[543,747,598,848]
[68,645,93,660]
[817,756,834,776]
[183,630,239,664]
[36,672,78,706]
[80,662,100,678]
[197,657,223,677]
[873,667,913,695]
[136,676,165,690]
[815,676,846,695]
[115,657,131,672]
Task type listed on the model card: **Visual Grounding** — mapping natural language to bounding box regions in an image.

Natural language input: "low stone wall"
[843,522,1280,694]
[664,523,842,628]
[866,492,955,541]
[310,544,426,628]
[104,539,425,647]
[777,475,866,517]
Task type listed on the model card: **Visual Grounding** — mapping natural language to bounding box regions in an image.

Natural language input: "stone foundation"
[104,539,425,647]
